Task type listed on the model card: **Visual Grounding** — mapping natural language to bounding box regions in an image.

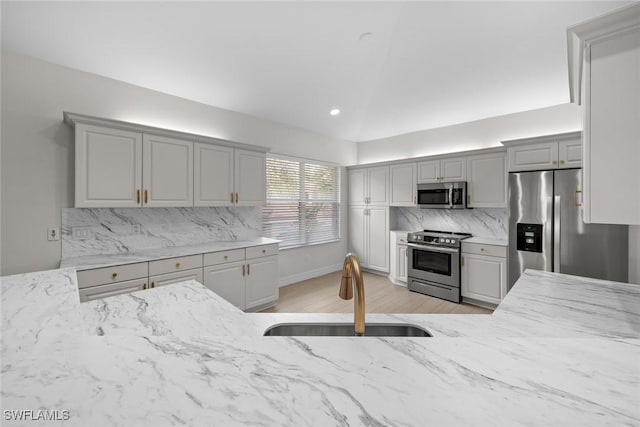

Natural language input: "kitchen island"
[2,268,639,426]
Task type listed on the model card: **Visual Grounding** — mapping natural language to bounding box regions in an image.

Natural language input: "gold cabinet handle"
[247,264,250,275]
[235,192,239,203]
[461,256,465,267]
[112,273,118,279]
[575,189,583,207]
[143,283,147,290]
[552,160,557,165]
[262,249,266,254]
[144,189,148,204]
[224,255,228,260]
[560,160,565,165]
[176,262,181,269]
[151,282,155,288]
[137,189,141,204]
[242,264,245,276]
[480,248,485,252]
[230,192,234,203]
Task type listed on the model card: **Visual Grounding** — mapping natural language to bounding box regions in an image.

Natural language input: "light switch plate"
[48,227,60,241]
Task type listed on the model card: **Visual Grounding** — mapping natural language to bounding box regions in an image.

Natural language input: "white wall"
[0,50,356,276]
[356,103,582,164]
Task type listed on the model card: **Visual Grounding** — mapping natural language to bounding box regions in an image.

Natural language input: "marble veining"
[62,207,262,258]
[2,267,640,426]
[395,207,508,239]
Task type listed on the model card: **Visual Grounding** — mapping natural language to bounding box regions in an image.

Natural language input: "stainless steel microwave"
[417,181,467,209]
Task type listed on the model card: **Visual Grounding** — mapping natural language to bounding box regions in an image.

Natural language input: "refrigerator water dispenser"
[516,223,543,253]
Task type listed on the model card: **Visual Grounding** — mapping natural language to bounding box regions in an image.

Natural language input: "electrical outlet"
[72,227,91,240]
[132,224,141,234]
[48,227,60,241]
[418,215,424,222]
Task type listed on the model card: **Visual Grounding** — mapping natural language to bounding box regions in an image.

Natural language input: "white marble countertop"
[463,236,508,246]
[60,237,280,270]
[2,268,639,426]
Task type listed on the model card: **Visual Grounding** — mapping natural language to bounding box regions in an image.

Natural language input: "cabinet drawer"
[79,277,148,302]
[149,268,203,288]
[461,242,507,258]
[246,244,279,260]
[77,262,148,289]
[203,248,245,266]
[149,254,202,276]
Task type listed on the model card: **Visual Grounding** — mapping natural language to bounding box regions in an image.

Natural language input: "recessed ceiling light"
[330,109,340,116]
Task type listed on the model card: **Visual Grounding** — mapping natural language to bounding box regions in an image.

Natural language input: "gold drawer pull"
[262,249,266,254]
[143,283,147,290]
[176,262,181,269]
[480,248,485,252]
[224,255,228,260]
[144,189,148,204]
[242,264,245,276]
[151,282,155,288]
[552,160,557,165]
[247,264,250,275]
[230,192,234,203]
[235,192,239,203]
[112,273,118,279]
[137,189,141,204]
[560,160,565,165]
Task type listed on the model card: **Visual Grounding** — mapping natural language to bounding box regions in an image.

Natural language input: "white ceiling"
[1,1,630,142]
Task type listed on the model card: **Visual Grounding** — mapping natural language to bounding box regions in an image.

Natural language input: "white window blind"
[263,155,340,248]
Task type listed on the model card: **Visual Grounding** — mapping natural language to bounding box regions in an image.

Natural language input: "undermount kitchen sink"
[263,323,432,337]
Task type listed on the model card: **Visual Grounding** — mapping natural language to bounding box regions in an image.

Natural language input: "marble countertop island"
[2,268,639,426]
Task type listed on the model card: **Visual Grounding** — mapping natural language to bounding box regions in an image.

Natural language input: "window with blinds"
[263,155,340,248]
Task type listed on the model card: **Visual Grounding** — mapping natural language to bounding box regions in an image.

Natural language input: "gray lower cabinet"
[79,277,148,302]
[203,261,246,310]
[75,244,279,310]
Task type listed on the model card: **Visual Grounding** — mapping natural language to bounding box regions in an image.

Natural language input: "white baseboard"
[278,263,343,287]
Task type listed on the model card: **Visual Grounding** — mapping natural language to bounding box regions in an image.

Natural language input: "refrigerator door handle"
[554,195,561,273]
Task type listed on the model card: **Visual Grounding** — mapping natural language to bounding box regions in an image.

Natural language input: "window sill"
[278,239,342,251]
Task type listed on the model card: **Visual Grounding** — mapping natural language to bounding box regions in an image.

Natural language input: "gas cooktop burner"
[407,230,472,248]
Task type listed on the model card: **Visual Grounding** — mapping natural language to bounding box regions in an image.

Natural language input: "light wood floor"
[261,271,492,315]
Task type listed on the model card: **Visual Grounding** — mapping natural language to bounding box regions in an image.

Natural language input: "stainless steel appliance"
[508,169,628,288]
[417,182,467,209]
[407,230,472,303]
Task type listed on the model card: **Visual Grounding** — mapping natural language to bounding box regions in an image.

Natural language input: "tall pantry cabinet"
[347,167,390,273]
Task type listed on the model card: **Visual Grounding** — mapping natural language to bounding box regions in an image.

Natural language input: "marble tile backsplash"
[394,207,508,239]
[62,207,262,258]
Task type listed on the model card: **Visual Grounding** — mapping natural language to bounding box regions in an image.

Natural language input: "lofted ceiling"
[0,1,630,142]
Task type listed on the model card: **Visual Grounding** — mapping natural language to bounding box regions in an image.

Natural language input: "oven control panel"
[408,234,460,247]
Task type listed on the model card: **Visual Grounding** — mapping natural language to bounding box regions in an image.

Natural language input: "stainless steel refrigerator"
[508,169,628,288]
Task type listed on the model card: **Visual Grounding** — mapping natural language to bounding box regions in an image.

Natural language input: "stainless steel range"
[407,230,472,303]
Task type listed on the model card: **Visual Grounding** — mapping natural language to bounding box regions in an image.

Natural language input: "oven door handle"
[407,243,460,253]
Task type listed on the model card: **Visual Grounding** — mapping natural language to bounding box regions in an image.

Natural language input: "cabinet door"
[441,157,466,181]
[558,138,582,169]
[245,255,278,310]
[390,163,416,206]
[149,268,203,289]
[348,169,367,204]
[194,143,234,206]
[397,244,408,282]
[348,206,368,266]
[234,150,266,206]
[143,134,193,207]
[203,261,245,310]
[466,153,507,208]
[507,142,559,172]
[75,124,142,208]
[417,160,440,183]
[367,207,389,272]
[461,253,506,304]
[79,277,148,303]
[586,29,640,224]
[367,166,389,206]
